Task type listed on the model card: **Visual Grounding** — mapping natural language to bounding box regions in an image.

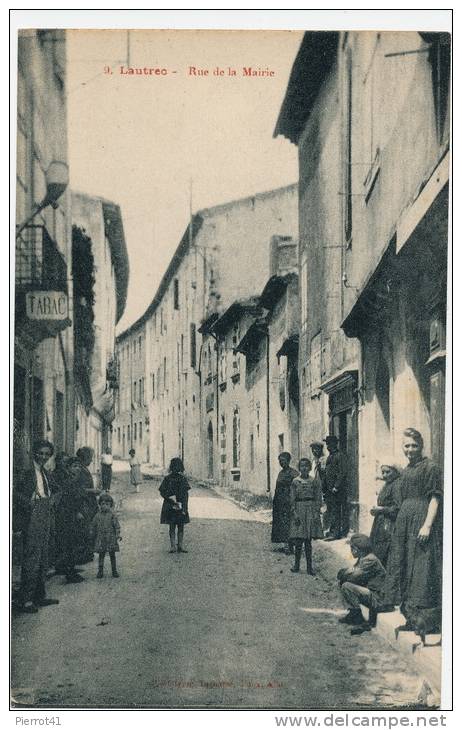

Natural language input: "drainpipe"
[266,326,271,494]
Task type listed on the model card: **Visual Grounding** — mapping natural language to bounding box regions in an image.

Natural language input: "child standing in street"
[91,493,122,578]
[289,457,324,575]
[159,457,190,553]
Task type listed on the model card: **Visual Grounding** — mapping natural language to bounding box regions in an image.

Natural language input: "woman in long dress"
[369,459,402,567]
[271,452,298,553]
[289,457,323,575]
[75,447,100,564]
[129,448,143,493]
[384,428,443,625]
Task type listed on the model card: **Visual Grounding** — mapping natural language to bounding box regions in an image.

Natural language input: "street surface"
[12,465,423,709]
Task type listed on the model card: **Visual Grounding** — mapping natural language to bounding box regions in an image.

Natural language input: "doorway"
[328,374,359,532]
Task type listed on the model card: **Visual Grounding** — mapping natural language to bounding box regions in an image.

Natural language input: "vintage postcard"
[11,11,451,714]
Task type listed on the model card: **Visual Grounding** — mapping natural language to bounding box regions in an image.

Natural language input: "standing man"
[310,441,328,536]
[14,440,60,613]
[323,435,349,541]
[101,447,113,491]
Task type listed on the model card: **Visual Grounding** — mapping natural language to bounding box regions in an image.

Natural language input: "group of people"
[271,428,444,638]
[13,441,123,614]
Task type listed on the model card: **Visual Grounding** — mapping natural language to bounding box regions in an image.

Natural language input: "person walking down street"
[159,458,191,554]
[337,533,386,635]
[54,457,88,584]
[271,452,298,554]
[384,428,443,630]
[289,457,323,575]
[76,447,100,564]
[310,442,328,535]
[129,448,142,493]
[91,493,122,578]
[369,459,402,567]
[101,448,113,491]
[324,435,349,540]
[13,440,60,613]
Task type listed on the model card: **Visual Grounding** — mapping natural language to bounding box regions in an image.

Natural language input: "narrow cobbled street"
[12,467,423,709]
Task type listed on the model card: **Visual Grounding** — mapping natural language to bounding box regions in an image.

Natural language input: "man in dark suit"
[323,435,349,540]
[14,439,60,613]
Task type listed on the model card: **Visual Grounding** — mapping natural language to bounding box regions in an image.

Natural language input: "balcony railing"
[15,224,68,293]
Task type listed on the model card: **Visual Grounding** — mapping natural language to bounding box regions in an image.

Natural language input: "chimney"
[269,235,298,277]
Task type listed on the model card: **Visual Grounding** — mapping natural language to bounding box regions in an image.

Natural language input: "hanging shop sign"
[26,291,68,321]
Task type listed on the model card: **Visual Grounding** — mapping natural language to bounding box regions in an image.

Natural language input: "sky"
[66,29,303,333]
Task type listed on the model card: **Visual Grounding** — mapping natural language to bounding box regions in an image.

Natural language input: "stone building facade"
[114,320,150,463]
[275,31,450,530]
[14,29,73,474]
[114,186,298,478]
[72,192,129,481]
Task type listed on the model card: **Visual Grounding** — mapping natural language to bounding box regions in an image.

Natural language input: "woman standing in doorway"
[159,457,190,553]
[384,428,443,625]
[129,448,142,493]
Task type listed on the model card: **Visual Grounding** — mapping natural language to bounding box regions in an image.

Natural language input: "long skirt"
[271,487,291,543]
[384,497,443,612]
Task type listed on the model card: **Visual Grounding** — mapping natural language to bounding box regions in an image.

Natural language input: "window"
[219,342,227,383]
[127,425,131,446]
[190,323,197,369]
[133,381,137,404]
[138,335,142,357]
[118,428,121,444]
[151,373,155,400]
[134,423,137,441]
[310,332,322,393]
[139,421,143,442]
[163,357,167,392]
[250,433,255,470]
[174,278,180,310]
[232,407,240,469]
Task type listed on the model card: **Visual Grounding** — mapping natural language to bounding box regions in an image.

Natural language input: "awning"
[235,319,268,359]
[276,334,299,359]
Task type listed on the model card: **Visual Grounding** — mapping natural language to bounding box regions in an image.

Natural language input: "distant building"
[14,29,72,473]
[275,31,450,530]
[115,185,297,476]
[113,320,149,463]
[201,235,299,494]
[72,193,129,481]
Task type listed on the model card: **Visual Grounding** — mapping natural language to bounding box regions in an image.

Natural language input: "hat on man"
[324,435,338,445]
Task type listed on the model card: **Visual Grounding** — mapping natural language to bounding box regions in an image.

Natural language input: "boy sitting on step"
[337,533,386,635]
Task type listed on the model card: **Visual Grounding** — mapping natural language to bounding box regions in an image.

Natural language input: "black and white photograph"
[10,9,452,713]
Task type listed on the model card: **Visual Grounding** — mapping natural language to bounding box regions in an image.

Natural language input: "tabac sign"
[26,291,68,321]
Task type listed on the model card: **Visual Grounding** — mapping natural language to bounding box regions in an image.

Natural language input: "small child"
[289,457,323,575]
[337,533,386,635]
[90,493,122,578]
[159,457,190,553]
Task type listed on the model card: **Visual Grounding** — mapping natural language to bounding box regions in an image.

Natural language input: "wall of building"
[114,324,149,462]
[340,31,450,528]
[14,29,73,471]
[297,50,359,467]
